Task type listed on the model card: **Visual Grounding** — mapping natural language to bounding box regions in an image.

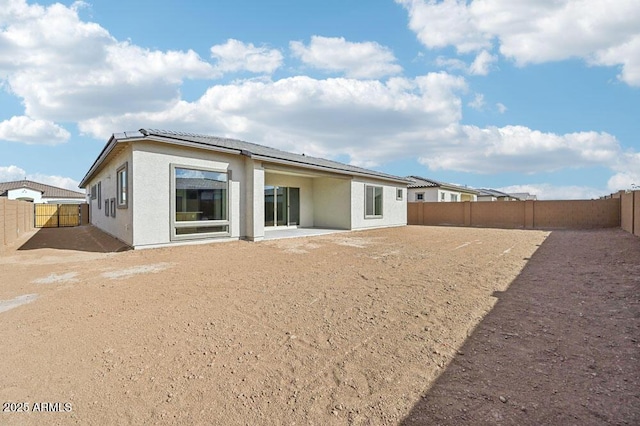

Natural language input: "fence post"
[464,202,471,226]
[1,198,5,247]
[525,200,535,229]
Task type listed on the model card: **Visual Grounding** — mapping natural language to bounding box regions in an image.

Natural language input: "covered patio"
[263,227,347,241]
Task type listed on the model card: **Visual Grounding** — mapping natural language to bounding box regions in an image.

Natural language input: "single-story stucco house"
[0,180,86,204]
[406,176,479,202]
[477,188,520,202]
[79,129,409,249]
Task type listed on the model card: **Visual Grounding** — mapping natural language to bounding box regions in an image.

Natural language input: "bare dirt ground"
[0,225,638,425]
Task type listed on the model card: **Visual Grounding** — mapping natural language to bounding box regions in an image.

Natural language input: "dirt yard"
[0,225,638,425]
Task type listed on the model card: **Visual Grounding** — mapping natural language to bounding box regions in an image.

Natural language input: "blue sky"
[1,0,638,199]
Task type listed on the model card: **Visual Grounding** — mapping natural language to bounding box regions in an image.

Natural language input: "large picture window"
[171,165,229,239]
[365,185,383,218]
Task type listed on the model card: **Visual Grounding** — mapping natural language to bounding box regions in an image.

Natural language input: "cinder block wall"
[534,199,620,229]
[470,201,526,228]
[408,198,622,230]
[620,190,640,237]
[408,202,465,226]
[1,198,35,249]
[635,192,640,237]
[621,192,634,234]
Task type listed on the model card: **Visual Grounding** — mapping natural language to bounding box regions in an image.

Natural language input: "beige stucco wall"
[408,188,476,202]
[130,141,245,248]
[243,158,264,241]
[408,188,437,202]
[312,177,352,229]
[86,144,134,246]
[351,179,407,230]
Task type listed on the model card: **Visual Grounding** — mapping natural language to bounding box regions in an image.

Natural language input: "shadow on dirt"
[401,229,640,425]
[18,225,130,253]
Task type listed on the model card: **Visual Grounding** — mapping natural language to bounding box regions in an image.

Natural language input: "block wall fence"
[408,192,639,237]
[0,198,35,249]
[618,190,640,237]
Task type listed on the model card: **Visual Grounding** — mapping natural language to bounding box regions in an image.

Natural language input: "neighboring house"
[477,188,520,202]
[406,176,478,202]
[508,192,537,201]
[0,180,86,204]
[79,129,408,249]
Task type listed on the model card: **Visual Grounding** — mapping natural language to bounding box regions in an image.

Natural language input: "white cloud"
[434,56,468,72]
[397,0,640,85]
[607,152,640,192]
[396,0,491,53]
[210,39,283,74]
[496,102,507,113]
[0,164,80,190]
[0,0,216,122]
[79,72,467,166]
[418,125,622,174]
[0,116,70,145]
[497,183,604,200]
[469,50,497,75]
[434,50,496,75]
[290,36,402,79]
[0,0,635,196]
[468,93,485,110]
[28,173,80,191]
[0,165,27,181]
[74,69,637,184]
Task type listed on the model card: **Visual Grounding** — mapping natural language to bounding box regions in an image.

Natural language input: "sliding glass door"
[265,186,299,227]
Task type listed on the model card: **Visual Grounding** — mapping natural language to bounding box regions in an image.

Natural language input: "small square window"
[416,192,424,201]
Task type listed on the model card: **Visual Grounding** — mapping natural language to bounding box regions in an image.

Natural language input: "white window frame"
[451,193,458,202]
[170,164,231,241]
[365,184,383,218]
[396,188,403,201]
[416,192,424,201]
[116,162,128,209]
[97,181,101,209]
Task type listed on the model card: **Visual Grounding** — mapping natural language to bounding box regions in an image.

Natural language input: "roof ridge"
[142,128,300,156]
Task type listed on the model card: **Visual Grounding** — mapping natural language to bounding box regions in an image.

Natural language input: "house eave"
[254,154,409,184]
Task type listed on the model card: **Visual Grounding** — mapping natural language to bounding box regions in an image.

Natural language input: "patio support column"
[244,158,264,241]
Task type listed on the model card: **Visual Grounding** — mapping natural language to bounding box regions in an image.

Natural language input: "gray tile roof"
[406,176,479,194]
[139,129,409,183]
[477,188,513,198]
[0,180,85,199]
[81,129,410,187]
[141,129,404,181]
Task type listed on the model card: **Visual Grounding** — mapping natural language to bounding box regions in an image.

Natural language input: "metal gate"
[35,204,81,228]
